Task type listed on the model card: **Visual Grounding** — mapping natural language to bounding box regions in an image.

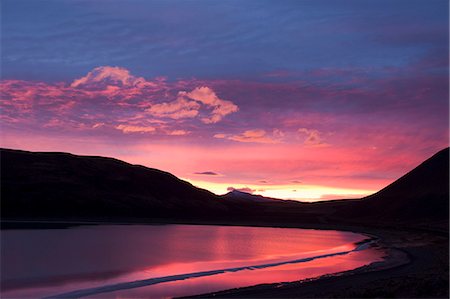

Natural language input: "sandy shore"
[183,226,449,298]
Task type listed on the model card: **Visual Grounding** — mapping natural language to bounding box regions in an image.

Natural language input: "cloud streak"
[194,171,220,176]
[116,124,156,134]
[214,129,281,144]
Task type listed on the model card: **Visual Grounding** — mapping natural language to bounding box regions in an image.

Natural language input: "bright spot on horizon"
[184,179,375,202]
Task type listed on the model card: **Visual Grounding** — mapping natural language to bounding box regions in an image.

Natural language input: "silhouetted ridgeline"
[328,148,449,229]
[334,147,449,228]
[1,149,225,220]
[0,148,306,224]
[1,148,448,229]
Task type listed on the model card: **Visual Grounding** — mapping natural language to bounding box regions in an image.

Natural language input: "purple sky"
[1,0,448,201]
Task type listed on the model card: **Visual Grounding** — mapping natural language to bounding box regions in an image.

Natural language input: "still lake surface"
[1,224,383,298]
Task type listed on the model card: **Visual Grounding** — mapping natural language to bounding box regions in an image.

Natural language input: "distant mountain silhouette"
[221,190,282,203]
[1,147,448,229]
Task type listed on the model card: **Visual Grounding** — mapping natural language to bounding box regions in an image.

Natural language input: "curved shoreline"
[183,226,448,298]
[180,232,409,298]
[43,229,376,299]
[2,220,448,298]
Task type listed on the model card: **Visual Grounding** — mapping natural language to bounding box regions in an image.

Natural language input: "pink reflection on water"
[87,249,384,299]
[1,225,382,299]
[136,243,355,279]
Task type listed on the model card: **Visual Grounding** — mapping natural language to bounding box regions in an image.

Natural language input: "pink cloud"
[181,86,239,123]
[71,66,154,89]
[1,64,447,201]
[0,67,239,136]
[115,124,156,134]
[168,130,189,136]
[146,97,200,119]
[214,129,281,144]
[298,128,329,147]
[145,86,238,123]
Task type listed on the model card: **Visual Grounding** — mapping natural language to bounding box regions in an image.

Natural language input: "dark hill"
[1,147,448,229]
[0,148,308,225]
[333,147,449,227]
[221,190,282,203]
[0,148,228,220]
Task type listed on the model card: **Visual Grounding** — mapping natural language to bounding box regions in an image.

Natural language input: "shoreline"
[1,220,448,298]
[42,236,378,299]
[183,226,448,298]
[183,232,410,298]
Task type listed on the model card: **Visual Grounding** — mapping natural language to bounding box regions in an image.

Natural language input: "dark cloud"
[194,171,219,176]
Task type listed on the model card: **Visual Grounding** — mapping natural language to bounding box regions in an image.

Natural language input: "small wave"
[44,238,375,299]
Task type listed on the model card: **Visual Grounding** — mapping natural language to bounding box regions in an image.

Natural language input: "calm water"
[1,224,383,298]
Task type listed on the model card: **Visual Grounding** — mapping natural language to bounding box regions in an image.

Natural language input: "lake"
[1,224,383,298]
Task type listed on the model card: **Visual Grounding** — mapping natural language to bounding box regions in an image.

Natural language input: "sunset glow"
[183,179,375,202]
[1,0,448,201]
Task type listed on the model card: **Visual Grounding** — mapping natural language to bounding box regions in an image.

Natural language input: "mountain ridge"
[0,148,227,220]
[1,147,448,229]
[333,147,449,225]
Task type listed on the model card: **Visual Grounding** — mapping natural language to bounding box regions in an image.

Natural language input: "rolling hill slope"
[1,147,448,229]
[333,147,449,227]
[1,148,228,220]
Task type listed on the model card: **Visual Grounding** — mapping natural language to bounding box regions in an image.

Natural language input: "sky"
[1,0,449,201]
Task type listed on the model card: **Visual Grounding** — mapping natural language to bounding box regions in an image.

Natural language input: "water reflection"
[1,224,383,298]
[89,249,383,299]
